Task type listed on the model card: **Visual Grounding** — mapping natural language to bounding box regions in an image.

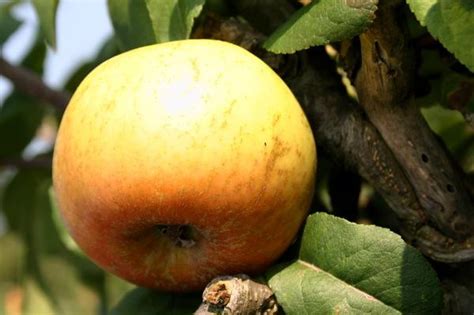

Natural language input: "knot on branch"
[195,275,278,315]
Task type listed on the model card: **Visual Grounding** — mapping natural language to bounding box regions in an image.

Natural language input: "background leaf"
[421,105,473,156]
[31,0,59,48]
[104,274,136,311]
[264,0,378,54]
[2,169,62,253]
[267,213,443,314]
[1,170,111,314]
[0,36,47,158]
[0,233,25,283]
[406,0,474,72]
[107,0,156,51]
[0,3,22,44]
[49,187,82,255]
[413,48,474,171]
[109,287,201,315]
[145,0,205,43]
[63,36,120,93]
[0,93,45,158]
[22,257,100,315]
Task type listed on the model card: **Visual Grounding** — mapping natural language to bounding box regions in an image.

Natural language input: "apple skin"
[53,39,316,292]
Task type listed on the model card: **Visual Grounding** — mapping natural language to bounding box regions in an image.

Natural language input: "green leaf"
[0,4,22,44]
[421,104,472,155]
[107,0,156,50]
[414,52,474,157]
[204,0,231,16]
[2,169,63,254]
[22,256,100,315]
[145,0,205,43]
[22,275,56,315]
[21,36,48,75]
[406,0,474,72]
[264,0,378,54]
[104,274,136,311]
[0,92,45,158]
[0,233,25,282]
[2,171,106,314]
[0,37,47,157]
[0,282,21,315]
[49,186,82,255]
[109,287,201,315]
[64,36,120,92]
[31,0,59,48]
[267,213,443,314]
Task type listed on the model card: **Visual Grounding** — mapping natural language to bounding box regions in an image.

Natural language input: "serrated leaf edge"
[405,0,474,72]
[263,0,379,54]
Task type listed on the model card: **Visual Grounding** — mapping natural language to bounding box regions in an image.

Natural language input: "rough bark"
[193,8,474,263]
[353,4,474,257]
[194,275,277,315]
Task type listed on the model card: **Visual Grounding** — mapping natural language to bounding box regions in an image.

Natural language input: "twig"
[194,275,278,315]
[0,157,52,169]
[0,56,70,111]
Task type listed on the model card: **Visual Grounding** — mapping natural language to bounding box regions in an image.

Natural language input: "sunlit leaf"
[49,186,82,255]
[2,170,107,314]
[31,0,59,48]
[104,274,135,311]
[0,233,25,282]
[415,52,474,157]
[267,213,443,314]
[107,0,155,50]
[0,4,22,44]
[406,0,474,71]
[21,256,100,315]
[264,0,378,54]
[145,0,205,43]
[22,276,55,315]
[421,105,472,155]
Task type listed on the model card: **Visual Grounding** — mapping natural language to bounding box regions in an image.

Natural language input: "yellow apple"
[53,39,316,292]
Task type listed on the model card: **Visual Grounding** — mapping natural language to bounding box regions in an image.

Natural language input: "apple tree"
[0,0,473,314]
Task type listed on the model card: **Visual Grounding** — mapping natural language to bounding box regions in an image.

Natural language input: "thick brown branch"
[195,275,277,315]
[0,56,70,111]
[354,6,474,245]
[194,12,474,262]
[290,48,474,262]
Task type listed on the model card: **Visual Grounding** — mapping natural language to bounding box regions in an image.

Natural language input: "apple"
[53,39,316,292]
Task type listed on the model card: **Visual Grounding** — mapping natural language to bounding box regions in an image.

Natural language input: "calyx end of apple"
[156,224,199,248]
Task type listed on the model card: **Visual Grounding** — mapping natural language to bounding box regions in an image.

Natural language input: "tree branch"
[194,275,277,314]
[193,10,474,262]
[0,56,70,111]
[0,157,52,169]
[353,4,474,254]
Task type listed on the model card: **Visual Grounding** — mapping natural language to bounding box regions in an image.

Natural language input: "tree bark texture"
[195,2,474,264]
[194,275,277,315]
